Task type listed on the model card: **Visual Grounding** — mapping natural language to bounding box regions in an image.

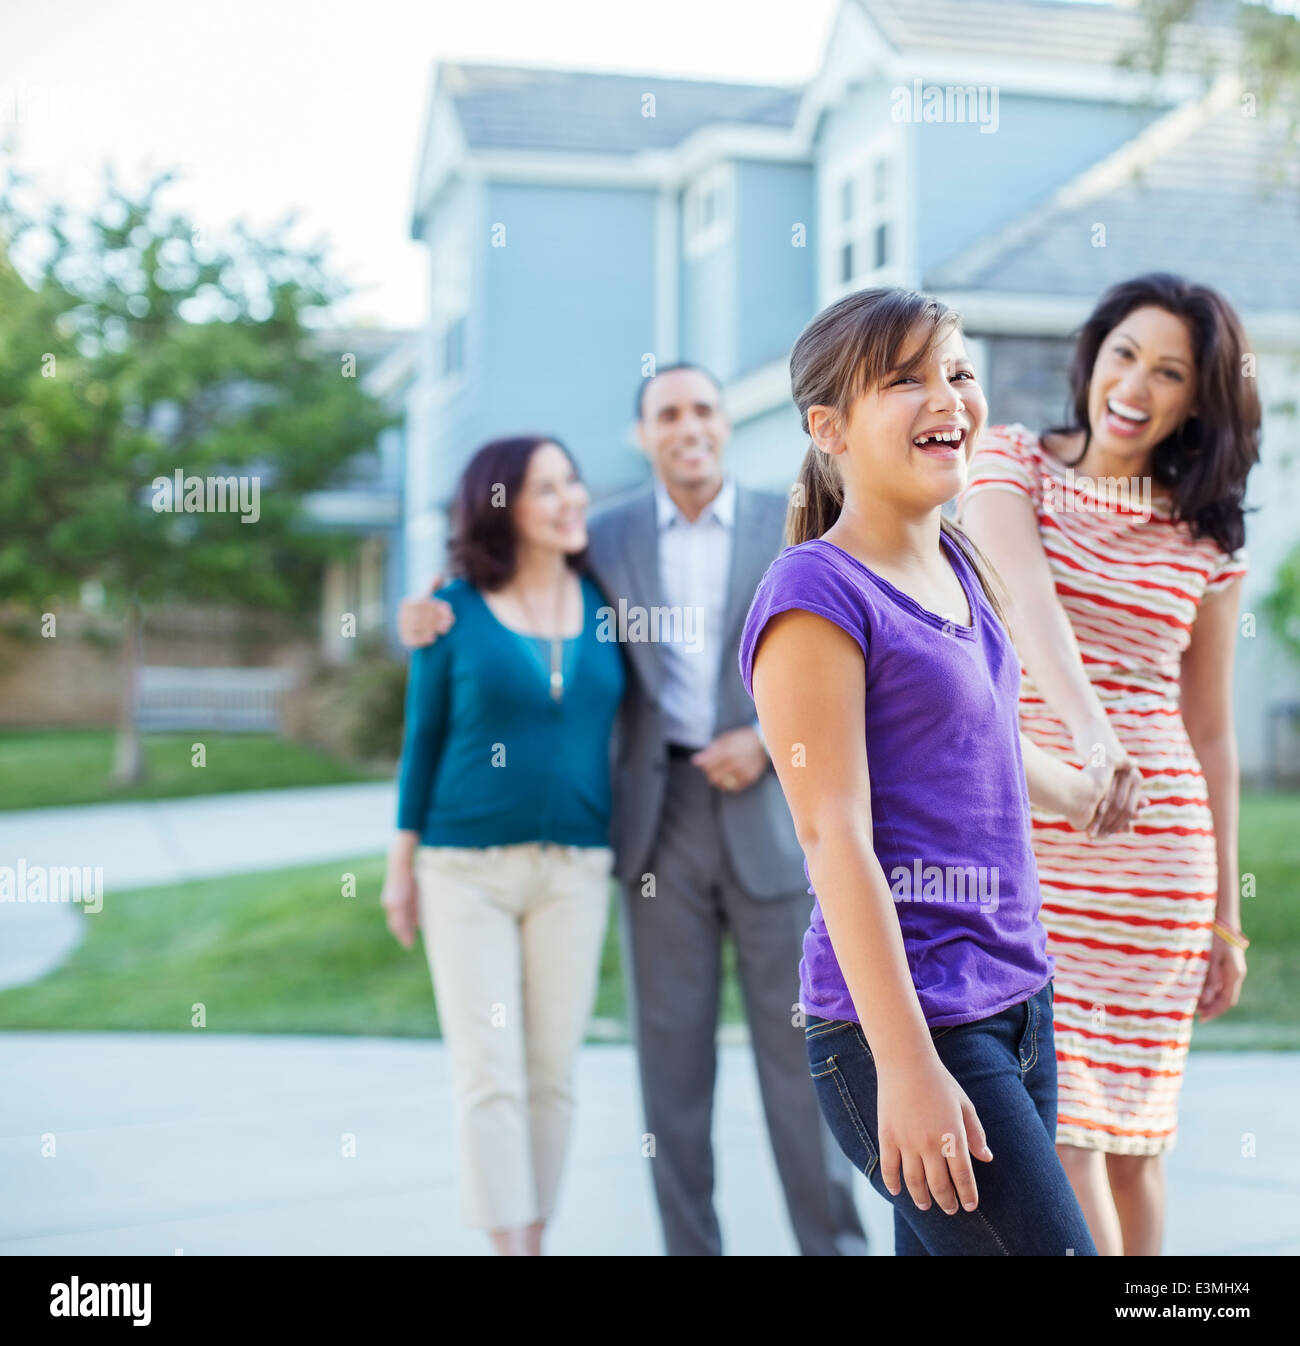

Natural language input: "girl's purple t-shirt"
[738,532,1052,1029]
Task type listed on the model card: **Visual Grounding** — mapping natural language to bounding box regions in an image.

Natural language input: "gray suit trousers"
[619,755,868,1256]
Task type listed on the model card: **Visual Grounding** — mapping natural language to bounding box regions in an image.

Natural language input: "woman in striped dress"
[957,273,1259,1256]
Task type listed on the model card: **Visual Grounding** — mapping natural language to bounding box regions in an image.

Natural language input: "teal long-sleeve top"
[395,573,625,847]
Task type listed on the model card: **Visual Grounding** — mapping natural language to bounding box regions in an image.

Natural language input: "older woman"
[381,434,624,1256]
[958,273,1259,1255]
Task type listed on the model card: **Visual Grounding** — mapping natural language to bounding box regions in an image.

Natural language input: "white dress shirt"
[653,475,736,750]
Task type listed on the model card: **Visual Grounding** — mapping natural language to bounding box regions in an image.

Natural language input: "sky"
[0,0,838,331]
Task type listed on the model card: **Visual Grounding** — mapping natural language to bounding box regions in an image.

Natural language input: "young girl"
[739,287,1109,1256]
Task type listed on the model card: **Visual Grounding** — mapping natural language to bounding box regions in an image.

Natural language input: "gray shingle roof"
[927,103,1300,312]
[859,0,1237,75]
[440,62,801,155]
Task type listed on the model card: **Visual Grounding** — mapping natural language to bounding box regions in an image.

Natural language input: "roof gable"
[857,0,1236,74]
[440,62,801,155]
[928,78,1300,312]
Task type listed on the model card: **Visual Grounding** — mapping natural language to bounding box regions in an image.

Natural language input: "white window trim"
[430,207,471,391]
[683,161,735,260]
[654,187,680,363]
[436,314,467,382]
[820,126,903,303]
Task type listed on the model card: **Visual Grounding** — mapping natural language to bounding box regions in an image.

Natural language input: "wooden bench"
[134,666,299,732]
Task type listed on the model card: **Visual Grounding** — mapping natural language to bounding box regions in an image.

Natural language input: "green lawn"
[0,854,746,1039]
[0,728,387,811]
[0,794,1292,1046]
[1197,790,1300,1049]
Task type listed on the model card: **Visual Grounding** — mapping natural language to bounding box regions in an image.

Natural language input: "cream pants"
[414,841,612,1230]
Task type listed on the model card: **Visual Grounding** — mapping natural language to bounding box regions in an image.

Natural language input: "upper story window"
[440,316,465,378]
[683,162,735,259]
[431,216,470,385]
[826,145,896,296]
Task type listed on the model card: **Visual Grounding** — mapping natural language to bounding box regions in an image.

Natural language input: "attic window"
[431,215,470,386]
[827,151,895,293]
[684,162,734,259]
[440,316,465,377]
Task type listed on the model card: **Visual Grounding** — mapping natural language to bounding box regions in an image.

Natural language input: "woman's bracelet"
[1212,920,1250,951]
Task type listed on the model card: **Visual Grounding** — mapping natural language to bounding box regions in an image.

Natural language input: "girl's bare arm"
[1020,734,1106,831]
[962,488,1142,834]
[751,607,991,1214]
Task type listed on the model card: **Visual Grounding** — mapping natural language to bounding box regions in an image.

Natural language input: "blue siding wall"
[817,78,898,165]
[453,181,657,504]
[814,81,1170,287]
[913,94,1170,276]
[410,179,483,539]
[726,400,806,495]
[734,160,817,374]
[680,210,738,381]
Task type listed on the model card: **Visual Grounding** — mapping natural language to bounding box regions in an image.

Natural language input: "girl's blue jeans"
[805,979,1098,1256]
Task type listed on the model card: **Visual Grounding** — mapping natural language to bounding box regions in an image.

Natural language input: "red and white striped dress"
[958,424,1247,1156]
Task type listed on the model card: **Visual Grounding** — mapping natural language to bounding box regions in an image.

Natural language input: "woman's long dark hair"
[1051,273,1259,554]
[446,435,587,591]
[787,286,1011,630]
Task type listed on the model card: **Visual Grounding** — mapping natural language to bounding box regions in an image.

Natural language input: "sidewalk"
[0,783,396,989]
[1,1032,1296,1256]
[2,788,1297,1255]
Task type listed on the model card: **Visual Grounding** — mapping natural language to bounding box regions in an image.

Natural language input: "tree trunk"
[112,595,146,785]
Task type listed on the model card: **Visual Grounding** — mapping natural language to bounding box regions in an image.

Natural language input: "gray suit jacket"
[585,483,807,900]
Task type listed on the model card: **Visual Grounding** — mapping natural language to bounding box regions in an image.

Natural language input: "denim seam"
[1019,994,1040,1074]
[973,1205,1012,1255]
[805,1020,846,1041]
[825,1057,880,1178]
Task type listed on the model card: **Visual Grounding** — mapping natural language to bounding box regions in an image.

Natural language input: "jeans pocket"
[809,1051,881,1180]
[1017,990,1041,1073]
[804,1015,853,1041]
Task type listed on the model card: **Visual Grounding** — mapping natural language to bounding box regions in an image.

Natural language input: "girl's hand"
[1071,716,1145,838]
[1196,937,1247,1024]
[1065,759,1108,834]
[382,866,421,949]
[876,1055,993,1214]
[1090,761,1145,837]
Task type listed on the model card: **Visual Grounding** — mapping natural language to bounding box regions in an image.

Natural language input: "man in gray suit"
[398,365,865,1257]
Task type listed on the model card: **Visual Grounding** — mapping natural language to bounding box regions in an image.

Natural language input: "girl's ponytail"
[786,442,843,546]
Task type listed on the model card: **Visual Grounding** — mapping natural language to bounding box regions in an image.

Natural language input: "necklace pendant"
[550,669,563,700]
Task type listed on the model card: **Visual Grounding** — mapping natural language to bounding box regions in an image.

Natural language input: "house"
[302,325,415,661]
[404,0,1300,781]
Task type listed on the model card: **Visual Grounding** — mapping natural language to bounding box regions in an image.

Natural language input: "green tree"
[0,167,400,783]
[1129,1,1300,115]
[1263,542,1300,665]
